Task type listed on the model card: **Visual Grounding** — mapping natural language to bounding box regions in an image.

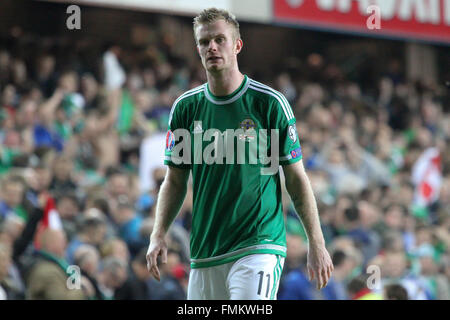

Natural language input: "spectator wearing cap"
[66,215,107,264]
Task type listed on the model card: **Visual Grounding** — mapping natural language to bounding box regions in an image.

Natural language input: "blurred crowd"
[0,21,448,300]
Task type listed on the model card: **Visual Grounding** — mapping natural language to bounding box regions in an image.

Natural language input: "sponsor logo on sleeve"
[290,147,302,159]
[166,130,175,151]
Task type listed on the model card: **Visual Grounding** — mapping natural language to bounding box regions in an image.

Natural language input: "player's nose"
[207,41,218,52]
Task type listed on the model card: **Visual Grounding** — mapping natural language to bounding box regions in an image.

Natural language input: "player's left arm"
[282,160,334,290]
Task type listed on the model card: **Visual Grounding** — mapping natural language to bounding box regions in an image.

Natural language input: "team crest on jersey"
[238,118,257,141]
[288,125,297,143]
[166,130,175,151]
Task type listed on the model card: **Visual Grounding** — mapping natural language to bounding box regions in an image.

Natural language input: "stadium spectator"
[114,248,151,300]
[414,244,450,299]
[100,237,130,263]
[0,175,26,222]
[73,244,104,300]
[66,215,107,264]
[147,249,186,300]
[110,201,146,258]
[97,256,128,299]
[49,155,78,195]
[347,274,382,300]
[0,243,12,299]
[278,234,316,300]
[380,250,430,300]
[321,250,351,300]
[383,283,409,300]
[55,193,80,241]
[26,229,85,300]
[105,168,132,211]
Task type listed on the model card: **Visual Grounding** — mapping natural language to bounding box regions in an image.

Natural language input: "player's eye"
[216,37,224,44]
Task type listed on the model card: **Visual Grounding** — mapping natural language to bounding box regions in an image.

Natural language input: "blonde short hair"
[193,8,241,43]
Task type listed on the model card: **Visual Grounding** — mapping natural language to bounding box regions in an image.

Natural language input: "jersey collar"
[204,75,249,105]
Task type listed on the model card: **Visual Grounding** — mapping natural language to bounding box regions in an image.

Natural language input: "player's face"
[195,19,242,73]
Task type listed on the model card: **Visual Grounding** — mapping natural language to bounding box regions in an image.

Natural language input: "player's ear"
[235,38,243,55]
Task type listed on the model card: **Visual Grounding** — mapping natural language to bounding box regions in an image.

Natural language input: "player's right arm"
[146,166,190,281]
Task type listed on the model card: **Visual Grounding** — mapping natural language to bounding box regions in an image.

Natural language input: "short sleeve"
[164,100,191,170]
[271,97,302,166]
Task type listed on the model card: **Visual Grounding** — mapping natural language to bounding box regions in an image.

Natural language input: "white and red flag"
[411,147,442,207]
[34,196,63,249]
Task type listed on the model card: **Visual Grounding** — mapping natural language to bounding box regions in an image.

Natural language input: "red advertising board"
[273,0,450,44]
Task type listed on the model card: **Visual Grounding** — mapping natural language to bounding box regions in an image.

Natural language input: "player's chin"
[206,63,224,72]
[207,58,223,65]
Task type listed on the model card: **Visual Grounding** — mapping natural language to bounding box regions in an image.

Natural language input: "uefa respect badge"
[290,147,302,159]
[166,130,175,151]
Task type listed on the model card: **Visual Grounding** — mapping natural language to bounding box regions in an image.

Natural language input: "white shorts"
[187,254,285,300]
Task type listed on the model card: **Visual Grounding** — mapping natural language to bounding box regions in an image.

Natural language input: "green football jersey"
[164,75,302,268]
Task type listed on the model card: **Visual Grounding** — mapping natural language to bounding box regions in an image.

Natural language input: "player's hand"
[146,235,168,281]
[307,244,334,290]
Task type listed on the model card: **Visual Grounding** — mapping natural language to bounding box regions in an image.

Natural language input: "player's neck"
[206,69,244,97]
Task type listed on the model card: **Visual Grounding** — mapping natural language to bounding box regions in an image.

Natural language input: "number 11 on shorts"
[257,270,271,298]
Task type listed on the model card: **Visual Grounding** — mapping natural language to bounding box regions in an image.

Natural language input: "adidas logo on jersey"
[193,122,203,134]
